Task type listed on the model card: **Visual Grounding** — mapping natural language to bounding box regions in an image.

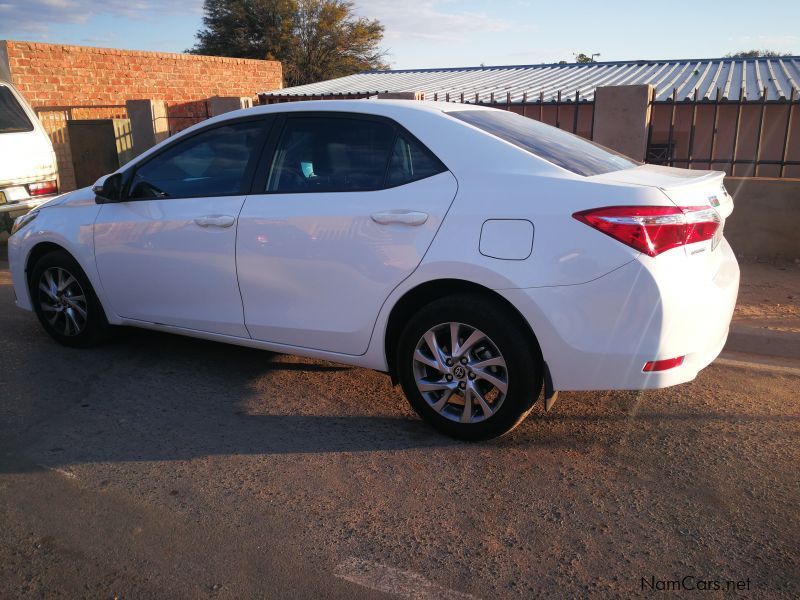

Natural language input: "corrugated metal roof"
[261,57,800,103]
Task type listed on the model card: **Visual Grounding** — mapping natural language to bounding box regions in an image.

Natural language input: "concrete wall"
[591,85,654,160]
[724,177,800,258]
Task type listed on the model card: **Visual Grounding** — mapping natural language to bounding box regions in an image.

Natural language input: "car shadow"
[1,310,466,473]
[2,280,795,474]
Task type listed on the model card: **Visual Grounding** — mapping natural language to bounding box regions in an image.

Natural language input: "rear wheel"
[397,294,542,440]
[29,250,111,347]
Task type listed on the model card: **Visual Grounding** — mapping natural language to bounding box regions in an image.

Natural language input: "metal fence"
[427,88,799,178]
[34,102,214,191]
[430,90,596,139]
[646,88,799,178]
[260,91,596,138]
[35,105,128,192]
[35,88,799,184]
[261,87,800,178]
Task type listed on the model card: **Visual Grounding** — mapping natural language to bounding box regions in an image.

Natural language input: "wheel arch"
[25,241,70,286]
[23,241,110,324]
[383,278,543,384]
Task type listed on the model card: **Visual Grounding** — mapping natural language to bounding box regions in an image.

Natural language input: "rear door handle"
[194,215,235,228]
[370,210,429,226]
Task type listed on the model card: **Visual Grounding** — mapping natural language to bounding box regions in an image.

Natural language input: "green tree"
[188,0,388,87]
[573,53,594,63]
[725,49,792,58]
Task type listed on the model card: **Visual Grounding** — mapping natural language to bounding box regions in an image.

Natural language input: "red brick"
[5,40,282,107]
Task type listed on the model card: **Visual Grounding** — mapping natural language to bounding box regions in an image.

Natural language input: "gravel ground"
[1,257,799,598]
[735,258,800,334]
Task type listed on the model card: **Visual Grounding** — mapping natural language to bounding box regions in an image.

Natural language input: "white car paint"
[8,99,739,393]
[94,195,249,337]
[237,171,458,354]
[479,220,534,260]
[0,82,59,220]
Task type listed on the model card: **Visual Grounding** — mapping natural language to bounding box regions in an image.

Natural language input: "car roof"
[117,99,493,172]
[208,98,490,125]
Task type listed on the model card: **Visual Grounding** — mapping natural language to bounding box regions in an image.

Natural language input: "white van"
[0,81,59,232]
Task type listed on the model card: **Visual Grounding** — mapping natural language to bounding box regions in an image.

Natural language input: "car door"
[94,117,270,337]
[237,112,458,355]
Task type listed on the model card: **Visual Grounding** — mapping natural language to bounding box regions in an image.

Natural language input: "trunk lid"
[591,164,732,215]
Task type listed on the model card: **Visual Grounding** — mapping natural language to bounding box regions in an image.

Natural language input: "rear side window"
[267,117,396,193]
[386,134,446,187]
[129,120,265,199]
[0,86,34,134]
[449,109,637,177]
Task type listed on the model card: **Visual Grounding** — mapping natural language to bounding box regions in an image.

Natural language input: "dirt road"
[1,259,798,598]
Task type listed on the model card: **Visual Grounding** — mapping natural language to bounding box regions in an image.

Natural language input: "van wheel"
[397,293,542,440]
[29,250,111,348]
[0,213,12,234]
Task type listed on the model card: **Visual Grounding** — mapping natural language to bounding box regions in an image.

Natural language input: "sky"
[0,0,798,70]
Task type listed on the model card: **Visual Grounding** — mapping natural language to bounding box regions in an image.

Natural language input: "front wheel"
[29,250,111,348]
[0,212,12,234]
[397,294,542,440]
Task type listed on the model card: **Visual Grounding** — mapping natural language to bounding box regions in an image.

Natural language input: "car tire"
[29,249,111,348]
[397,293,542,440]
[0,212,12,234]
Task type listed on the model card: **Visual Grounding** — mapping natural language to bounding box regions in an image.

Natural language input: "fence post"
[780,89,796,177]
[592,84,654,161]
[753,86,768,177]
[126,99,168,157]
[208,96,253,116]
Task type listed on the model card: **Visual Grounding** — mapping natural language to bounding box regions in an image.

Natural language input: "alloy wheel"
[37,266,88,336]
[412,322,509,424]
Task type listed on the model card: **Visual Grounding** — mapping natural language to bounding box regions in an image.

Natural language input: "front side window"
[0,86,34,134]
[449,109,637,177]
[129,120,265,200]
[267,117,396,193]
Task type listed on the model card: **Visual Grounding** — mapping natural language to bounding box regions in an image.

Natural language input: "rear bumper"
[499,239,740,391]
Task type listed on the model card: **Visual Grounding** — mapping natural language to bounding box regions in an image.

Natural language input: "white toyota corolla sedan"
[8,100,739,439]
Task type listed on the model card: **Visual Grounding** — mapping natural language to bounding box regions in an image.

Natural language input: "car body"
[0,81,59,231]
[8,99,739,438]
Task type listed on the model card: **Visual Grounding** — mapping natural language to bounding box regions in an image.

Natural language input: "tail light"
[643,356,685,372]
[28,180,58,197]
[573,205,721,257]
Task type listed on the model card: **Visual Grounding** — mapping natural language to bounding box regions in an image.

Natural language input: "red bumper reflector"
[28,180,58,197]
[643,356,685,372]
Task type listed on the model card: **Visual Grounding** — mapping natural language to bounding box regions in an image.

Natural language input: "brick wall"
[0,40,282,107]
[1,40,281,191]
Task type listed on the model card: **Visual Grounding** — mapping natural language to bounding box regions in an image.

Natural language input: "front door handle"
[194,215,235,228]
[370,210,429,226]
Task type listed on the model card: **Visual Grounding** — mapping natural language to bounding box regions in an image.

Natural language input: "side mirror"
[93,173,123,204]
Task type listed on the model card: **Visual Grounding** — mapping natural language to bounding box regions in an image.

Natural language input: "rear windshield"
[449,109,637,177]
[0,86,34,134]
